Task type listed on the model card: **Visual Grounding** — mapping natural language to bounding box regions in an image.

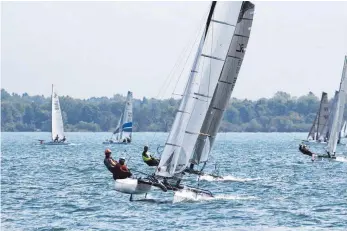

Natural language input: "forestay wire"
[146,9,210,151]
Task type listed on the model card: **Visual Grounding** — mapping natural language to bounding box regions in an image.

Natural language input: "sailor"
[142,146,159,166]
[126,137,131,143]
[123,138,127,143]
[299,144,314,156]
[60,136,66,143]
[104,148,118,179]
[114,157,132,179]
[54,134,59,142]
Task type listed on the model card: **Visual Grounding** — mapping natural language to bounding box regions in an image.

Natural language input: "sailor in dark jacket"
[299,144,314,156]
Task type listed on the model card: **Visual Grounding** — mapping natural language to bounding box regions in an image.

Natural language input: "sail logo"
[236,44,245,53]
[54,102,60,111]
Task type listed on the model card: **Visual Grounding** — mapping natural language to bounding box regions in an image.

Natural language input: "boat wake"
[173,189,257,203]
[334,156,347,163]
[199,175,260,182]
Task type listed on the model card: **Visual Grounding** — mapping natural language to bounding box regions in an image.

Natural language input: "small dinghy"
[39,85,70,145]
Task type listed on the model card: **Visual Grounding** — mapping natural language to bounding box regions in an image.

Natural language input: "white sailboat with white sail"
[111,1,255,199]
[39,85,69,145]
[103,91,133,144]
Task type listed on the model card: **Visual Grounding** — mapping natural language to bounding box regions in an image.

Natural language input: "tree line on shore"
[2,88,343,132]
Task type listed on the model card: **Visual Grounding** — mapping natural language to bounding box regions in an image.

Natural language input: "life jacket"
[142,151,152,162]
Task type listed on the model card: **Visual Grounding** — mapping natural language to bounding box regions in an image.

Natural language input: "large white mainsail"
[326,56,347,154]
[156,1,218,178]
[51,84,65,141]
[119,91,133,142]
[156,1,255,178]
[190,1,255,165]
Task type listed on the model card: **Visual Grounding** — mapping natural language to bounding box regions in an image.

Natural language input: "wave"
[199,174,261,182]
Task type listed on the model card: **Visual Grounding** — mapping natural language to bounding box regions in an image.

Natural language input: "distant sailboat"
[300,56,347,159]
[303,92,329,143]
[103,91,133,144]
[110,1,255,199]
[39,85,69,145]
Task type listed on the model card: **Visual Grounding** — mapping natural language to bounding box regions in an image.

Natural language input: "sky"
[1,1,347,100]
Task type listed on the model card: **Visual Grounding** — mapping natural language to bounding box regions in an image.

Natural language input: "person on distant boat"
[104,148,118,179]
[299,144,314,157]
[54,134,59,142]
[60,136,66,143]
[114,157,132,179]
[122,138,127,143]
[142,146,159,166]
[126,137,131,143]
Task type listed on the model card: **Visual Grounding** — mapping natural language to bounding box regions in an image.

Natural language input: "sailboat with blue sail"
[103,91,133,144]
[109,1,255,199]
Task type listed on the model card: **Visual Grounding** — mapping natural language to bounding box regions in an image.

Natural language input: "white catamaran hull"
[114,178,152,194]
[39,141,70,145]
[102,141,129,145]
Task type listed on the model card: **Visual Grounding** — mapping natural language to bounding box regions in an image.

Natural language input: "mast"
[155,1,219,178]
[189,1,255,166]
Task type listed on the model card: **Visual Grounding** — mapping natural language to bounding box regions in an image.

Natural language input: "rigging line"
[171,15,207,97]
[148,9,210,148]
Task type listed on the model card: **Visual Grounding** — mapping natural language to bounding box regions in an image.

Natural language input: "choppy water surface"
[1,132,347,230]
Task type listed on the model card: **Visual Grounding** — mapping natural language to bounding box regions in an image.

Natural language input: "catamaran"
[300,56,347,159]
[103,91,133,144]
[39,85,69,145]
[112,1,255,199]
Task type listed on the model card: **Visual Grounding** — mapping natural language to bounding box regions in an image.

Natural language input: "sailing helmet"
[105,149,112,155]
[119,157,125,165]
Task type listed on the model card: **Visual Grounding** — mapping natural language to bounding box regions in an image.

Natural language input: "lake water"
[1,132,347,230]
